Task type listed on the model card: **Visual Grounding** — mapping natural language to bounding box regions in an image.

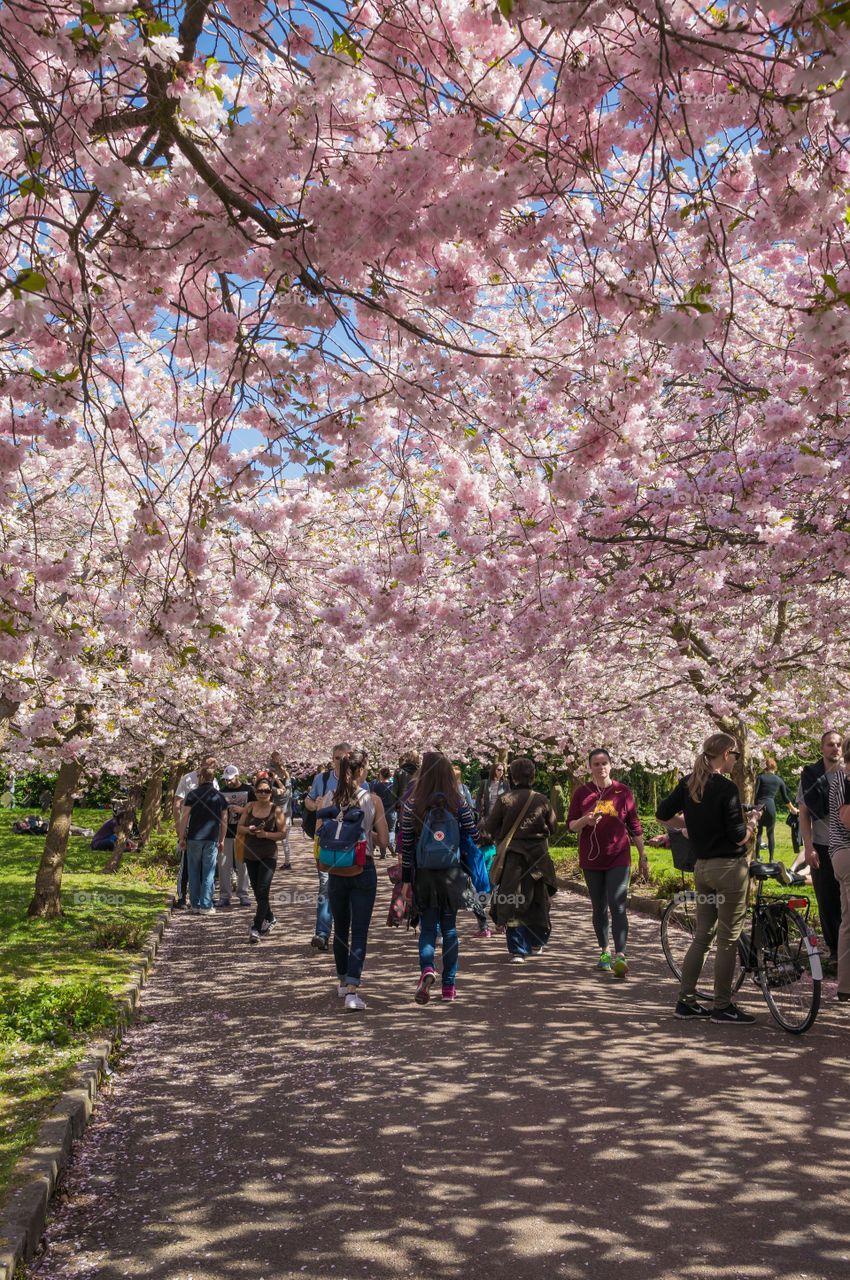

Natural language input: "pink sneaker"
[474,928,492,939]
[441,984,457,1001]
[415,969,435,1004]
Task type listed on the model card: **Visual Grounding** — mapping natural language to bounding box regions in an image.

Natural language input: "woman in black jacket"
[753,758,795,858]
[656,733,759,1024]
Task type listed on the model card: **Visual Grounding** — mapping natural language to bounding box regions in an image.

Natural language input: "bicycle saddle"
[748,860,806,886]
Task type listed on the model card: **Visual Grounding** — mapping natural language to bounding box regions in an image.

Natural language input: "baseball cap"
[223,765,239,781]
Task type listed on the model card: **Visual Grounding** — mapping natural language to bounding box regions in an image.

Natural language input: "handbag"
[488,790,536,888]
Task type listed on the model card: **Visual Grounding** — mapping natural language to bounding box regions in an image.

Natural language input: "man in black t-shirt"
[178,765,229,913]
[218,765,254,907]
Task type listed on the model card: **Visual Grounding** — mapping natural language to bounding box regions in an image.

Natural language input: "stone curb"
[556,874,667,920]
[0,898,173,1280]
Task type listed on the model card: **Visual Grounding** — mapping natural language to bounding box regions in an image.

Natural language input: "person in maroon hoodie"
[568,748,647,978]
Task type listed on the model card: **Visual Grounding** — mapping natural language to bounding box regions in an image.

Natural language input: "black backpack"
[302,769,331,838]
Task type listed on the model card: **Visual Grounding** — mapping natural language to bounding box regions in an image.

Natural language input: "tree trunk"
[138,769,163,848]
[648,774,658,815]
[162,762,184,820]
[27,759,83,919]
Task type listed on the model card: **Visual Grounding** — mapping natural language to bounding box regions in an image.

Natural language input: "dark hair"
[410,751,459,826]
[332,749,368,810]
[821,730,842,746]
[588,748,611,766]
[198,764,216,784]
[509,757,535,787]
[379,767,391,780]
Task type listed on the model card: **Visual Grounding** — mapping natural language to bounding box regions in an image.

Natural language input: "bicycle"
[660,858,822,1033]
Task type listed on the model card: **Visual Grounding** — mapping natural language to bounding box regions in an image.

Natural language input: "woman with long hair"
[567,749,647,978]
[656,732,760,1024]
[400,751,481,1003]
[317,748,388,1012]
[236,778,288,942]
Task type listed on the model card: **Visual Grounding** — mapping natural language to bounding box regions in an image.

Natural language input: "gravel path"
[26,835,850,1280]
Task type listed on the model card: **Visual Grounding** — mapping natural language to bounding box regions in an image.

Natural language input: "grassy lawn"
[550,812,819,924]
[0,807,173,1201]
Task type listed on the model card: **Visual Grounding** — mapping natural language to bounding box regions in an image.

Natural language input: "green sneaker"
[612,952,629,979]
[597,950,612,972]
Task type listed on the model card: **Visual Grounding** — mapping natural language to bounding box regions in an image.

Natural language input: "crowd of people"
[170,733,850,1019]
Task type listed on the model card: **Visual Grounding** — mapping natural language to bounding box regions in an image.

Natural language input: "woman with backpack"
[483,758,559,962]
[400,751,484,1004]
[316,749,389,1012]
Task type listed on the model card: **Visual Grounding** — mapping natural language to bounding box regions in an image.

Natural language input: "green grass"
[550,812,819,924]
[0,807,173,1200]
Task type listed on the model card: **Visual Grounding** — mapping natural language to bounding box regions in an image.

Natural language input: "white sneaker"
[508,954,526,964]
[344,992,366,1012]
[337,983,349,998]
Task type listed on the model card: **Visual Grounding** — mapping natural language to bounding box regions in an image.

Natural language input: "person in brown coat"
[482,758,558,963]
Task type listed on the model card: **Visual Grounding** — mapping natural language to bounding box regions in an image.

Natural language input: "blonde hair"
[687,732,738,802]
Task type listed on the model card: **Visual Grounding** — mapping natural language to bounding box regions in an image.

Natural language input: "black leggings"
[246,859,276,933]
[583,866,631,954]
[756,806,776,857]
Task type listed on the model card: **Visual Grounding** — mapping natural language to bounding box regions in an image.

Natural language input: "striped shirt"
[828,769,850,853]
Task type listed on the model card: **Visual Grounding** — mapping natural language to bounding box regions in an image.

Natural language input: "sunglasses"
[255,788,271,794]
[728,750,741,758]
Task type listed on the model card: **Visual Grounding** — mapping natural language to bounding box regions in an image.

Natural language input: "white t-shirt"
[176,771,219,801]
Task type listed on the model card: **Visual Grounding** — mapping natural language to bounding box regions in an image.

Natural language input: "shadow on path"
[26,834,850,1280]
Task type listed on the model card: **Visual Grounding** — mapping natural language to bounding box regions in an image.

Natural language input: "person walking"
[318,749,389,1012]
[483,758,558,961]
[753,759,795,858]
[303,743,353,951]
[267,758,294,870]
[568,748,647,978]
[656,732,760,1024]
[400,751,484,1004]
[799,730,845,976]
[237,778,288,942]
[218,765,253,907]
[455,765,491,938]
[475,761,509,823]
[172,753,219,908]
[370,768,397,855]
[178,764,229,915]
[828,736,850,1003]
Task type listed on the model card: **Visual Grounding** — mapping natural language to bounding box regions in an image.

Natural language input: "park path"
[25,833,850,1280]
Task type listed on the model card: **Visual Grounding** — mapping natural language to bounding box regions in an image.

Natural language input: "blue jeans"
[419,907,459,986]
[507,923,550,957]
[315,865,332,940]
[327,862,377,987]
[186,839,217,909]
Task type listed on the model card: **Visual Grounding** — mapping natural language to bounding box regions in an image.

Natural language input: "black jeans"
[811,843,842,959]
[583,866,631,954]
[327,862,377,987]
[756,807,777,857]
[246,858,276,933]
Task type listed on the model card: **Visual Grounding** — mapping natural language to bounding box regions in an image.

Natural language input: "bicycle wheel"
[756,905,821,1034]
[660,893,744,1002]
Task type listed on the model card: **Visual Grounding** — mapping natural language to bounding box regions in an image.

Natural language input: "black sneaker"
[675,998,711,1019]
[260,918,275,935]
[174,897,187,910]
[249,929,261,944]
[710,1003,755,1025]
[310,934,329,952]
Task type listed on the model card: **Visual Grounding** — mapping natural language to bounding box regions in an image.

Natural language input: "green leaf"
[146,19,173,36]
[332,31,363,63]
[824,273,839,294]
[15,269,48,294]
[497,0,514,16]
[208,623,227,638]
[19,176,46,198]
